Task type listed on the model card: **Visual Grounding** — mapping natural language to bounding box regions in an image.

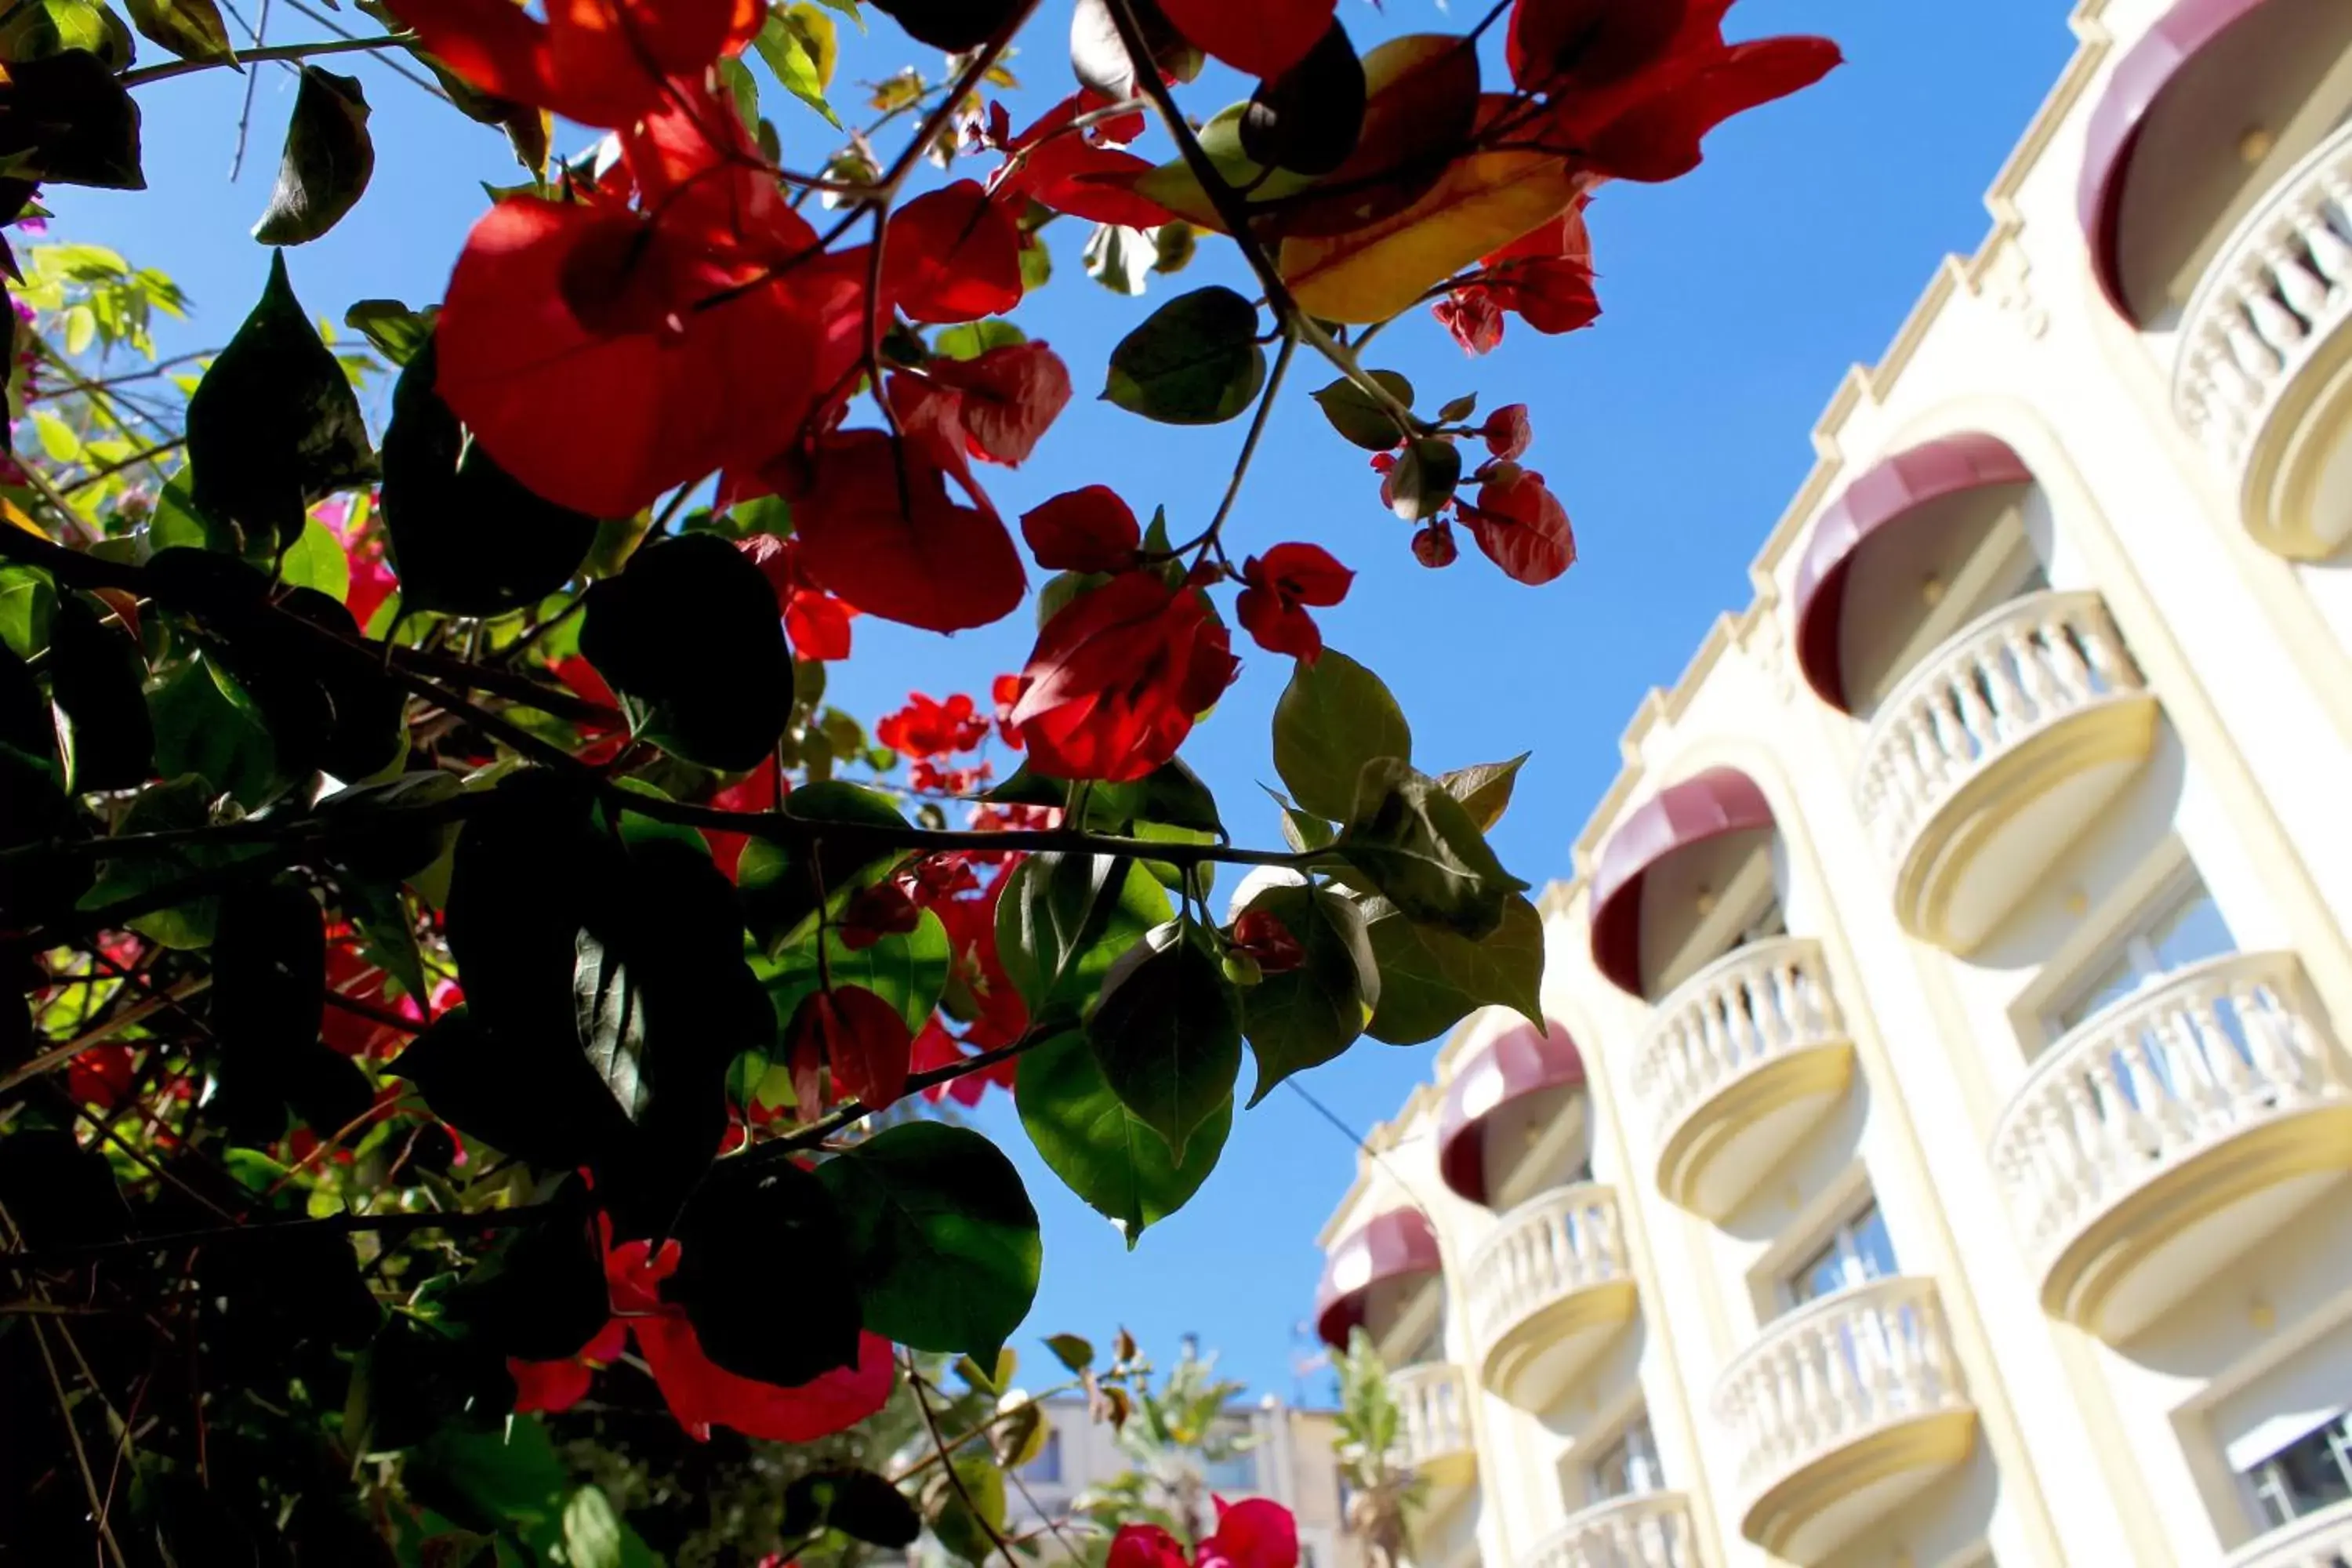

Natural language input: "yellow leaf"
[1279,151,1582,324]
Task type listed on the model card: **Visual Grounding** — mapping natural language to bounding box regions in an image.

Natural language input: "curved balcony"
[1388,1361,1477,1491]
[1856,590,2159,953]
[2226,1496,2352,1567]
[1464,1185,1637,1411]
[1633,936,1854,1219]
[1713,1276,1975,1560]
[1990,951,2352,1341]
[1521,1492,1697,1568]
[2174,119,2352,560]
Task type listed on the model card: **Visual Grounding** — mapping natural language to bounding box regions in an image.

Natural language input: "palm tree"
[1329,1331,1428,1568]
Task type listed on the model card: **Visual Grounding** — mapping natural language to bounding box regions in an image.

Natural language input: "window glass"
[1787,1201,1896,1307]
[1581,1415,1661,1505]
[2243,1412,2352,1530]
[1023,1429,1063,1486]
[1202,1446,1258,1492]
[2054,877,2234,1036]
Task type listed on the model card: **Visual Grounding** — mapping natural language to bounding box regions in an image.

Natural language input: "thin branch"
[60,437,187,495]
[906,1350,1025,1568]
[1169,331,1298,563]
[0,976,209,1098]
[118,31,415,88]
[1,1199,567,1275]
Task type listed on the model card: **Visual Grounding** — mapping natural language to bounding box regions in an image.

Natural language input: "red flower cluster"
[877,692,992,760]
[1112,1499,1300,1568]
[1235,543,1353,664]
[1004,574,1239,783]
[510,1219,894,1443]
[1435,204,1602,357]
[1375,405,1575,586]
[1229,910,1305,975]
[783,984,913,1113]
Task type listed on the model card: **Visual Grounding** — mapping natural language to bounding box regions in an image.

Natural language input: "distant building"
[1311,2,2352,1566]
[1000,1392,1364,1568]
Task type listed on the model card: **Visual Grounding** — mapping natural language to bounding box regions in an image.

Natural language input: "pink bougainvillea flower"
[785,985,915,1113]
[1482,404,1533,461]
[925,343,1073,467]
[510,1319,630,1415]
[739,535,858,663]
[1109,1525,1192,1568]
[1009,573,1240,783]
[886,180,1025,325]
[993,94,1177,231]
[1234,543,1353,664]
[840,880,922,953]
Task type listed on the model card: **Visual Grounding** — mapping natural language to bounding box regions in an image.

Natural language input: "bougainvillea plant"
[0,0,1834,1559]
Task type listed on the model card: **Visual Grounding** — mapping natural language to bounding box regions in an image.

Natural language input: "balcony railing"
[2174,120,2352,557]
[1714,1276,1973,1552]
[1464,1184,1636,1406]
[1991,951,2352,1330]
[1465,1185,1630,1352]
[1857,590,2142,864]
[1633,936,1850,1214]
[1388,1361,1475,1484]
[1520,1492,1697,1568]
[2226,1497,2352,1568]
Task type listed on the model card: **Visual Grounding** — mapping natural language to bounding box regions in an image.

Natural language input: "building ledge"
[1464,1184,1637,1412]
[1520,1490,1697,1568]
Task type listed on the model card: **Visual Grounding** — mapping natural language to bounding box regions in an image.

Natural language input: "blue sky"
[54,0,2073,1403]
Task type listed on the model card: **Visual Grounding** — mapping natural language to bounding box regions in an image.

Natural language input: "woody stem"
[118,32,416,89]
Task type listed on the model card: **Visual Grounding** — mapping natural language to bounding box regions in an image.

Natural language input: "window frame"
[2042,862,2235,1045]
[1781,1197,1897,1311]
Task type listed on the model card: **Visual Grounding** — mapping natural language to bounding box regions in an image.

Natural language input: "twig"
[1,1199,565,1275]
[118,31,415,89]
[905,1349,1024,1568]
[0,976,209,1098]
[230,0,271,180]
[60,437,187,495]
[1172,332,1298,564]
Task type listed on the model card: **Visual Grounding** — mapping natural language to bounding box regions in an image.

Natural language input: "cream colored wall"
[1313,3,2352,1566]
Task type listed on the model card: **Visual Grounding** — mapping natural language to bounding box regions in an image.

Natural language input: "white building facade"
[1312,2,2352,1566]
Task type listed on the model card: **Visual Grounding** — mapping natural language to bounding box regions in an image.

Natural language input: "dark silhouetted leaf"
[343,298,436,365]
[867,0,1020,51]
[666,1158,862,1386]
[1389,436,1461,521]
[1242,18,1365,176]
[1103,286,1265,425]
[816,1121,1040,1360]
[579,533,792,771]
[782,1469,923,1548]
[0,49,143,189]
[210,877,327,1142]
[45,592,151,792]
[252,66,372,245]
[186,251,377,550]
[0,1127,129,1249]
[379,335,598,615]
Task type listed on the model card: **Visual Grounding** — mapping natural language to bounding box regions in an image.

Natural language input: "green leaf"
[1017,1028,1230,1245]
[30,408,80,463]
[252,67,375,246]
[1272,648,1411,821]
[124,0,235,67]
[1239,884,1379,1105]
[1086,925,1242,1161]
[0,566,55,658]
[0,1,134,67]
[996,853,1171,1018]
[46,593,151,793]
[572,926,650,1121]
[1312,371,1414,452]
[1043,1332,1094,1373]
[1103,285,1266,425]
[342,299,436,365]
[579,533,791,771]
[754,5,842,127]
[1438,390,1478,423]
[1438,752,1528,833]
[737,781,911,953]
[666,1150,863,1386]
[82,775,267,949]
[925,1454,1007,1567]
[561,1487,626,1568]
[378,336,597,616]
[1337,757,1527,938]
[277,515,350,601]
[148,652,282,808]
[816,1122,1041,1360]
[1389,436,1461,521]
[186,251,376,550]
[1360,891,1544,1044]
[934,318,1025,361]
[758,908,951,1034]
